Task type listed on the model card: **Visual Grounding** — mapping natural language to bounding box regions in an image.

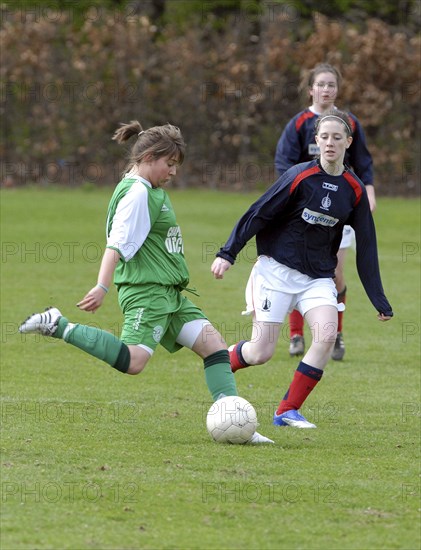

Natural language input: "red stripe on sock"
[289,309,304,337]
[276,371,320,414]
[229,343,248,373]
[337,310,344,333]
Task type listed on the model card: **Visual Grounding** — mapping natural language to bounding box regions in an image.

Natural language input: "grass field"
[1,188,420,550]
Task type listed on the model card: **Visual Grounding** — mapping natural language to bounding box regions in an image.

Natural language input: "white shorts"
[242,256,343,323]
[339,225,355,249]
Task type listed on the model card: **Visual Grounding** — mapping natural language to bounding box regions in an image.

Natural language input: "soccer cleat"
[18,307,62,336]
[289,334,305,356]
[273,409,316,429]
[247,431,275,444]
[331,332,345,361]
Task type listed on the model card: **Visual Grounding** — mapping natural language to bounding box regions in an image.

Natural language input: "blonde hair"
[112,120,185,174]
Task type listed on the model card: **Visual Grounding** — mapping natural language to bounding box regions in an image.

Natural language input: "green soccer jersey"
[106,175,190,288]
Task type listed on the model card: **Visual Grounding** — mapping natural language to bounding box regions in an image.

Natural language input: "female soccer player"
[275,63,377,360]
[19,121,272,444]
[211,110,392,428]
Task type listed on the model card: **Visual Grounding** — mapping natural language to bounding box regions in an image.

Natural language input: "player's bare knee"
[248,347,274,365]
[127,362,145,375]
[126,346,150,375]
[194,327,227,357]
[200,324,226,347]
[309,339,334,358]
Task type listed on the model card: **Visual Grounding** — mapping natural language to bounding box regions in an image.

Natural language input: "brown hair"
[315,109,352,137]
[300,63,342,99]
[112,120,186,174]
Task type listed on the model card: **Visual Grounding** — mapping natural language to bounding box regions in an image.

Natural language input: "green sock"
[204,350,238,401]
[54,317,130,373]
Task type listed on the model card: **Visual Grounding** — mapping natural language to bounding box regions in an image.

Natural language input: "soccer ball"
[206,395,258,444]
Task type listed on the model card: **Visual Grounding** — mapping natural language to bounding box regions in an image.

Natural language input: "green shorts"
[117,283,206,353]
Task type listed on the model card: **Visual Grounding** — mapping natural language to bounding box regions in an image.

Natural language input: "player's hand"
[377,313,392,322]
[211,257,232,279]
[77,285,107,313]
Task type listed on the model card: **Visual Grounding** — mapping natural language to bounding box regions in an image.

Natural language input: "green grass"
[1,189,420,550]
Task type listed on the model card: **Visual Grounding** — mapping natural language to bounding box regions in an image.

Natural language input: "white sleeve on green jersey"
[107,182,151,261]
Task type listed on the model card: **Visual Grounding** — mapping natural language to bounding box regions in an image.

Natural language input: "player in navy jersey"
[211,110,392,429]
[275,63,377,360]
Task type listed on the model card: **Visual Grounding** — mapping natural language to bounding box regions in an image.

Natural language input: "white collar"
[125,172,152,188]
[309,105,338,116]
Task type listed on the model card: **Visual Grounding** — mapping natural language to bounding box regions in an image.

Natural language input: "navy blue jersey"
[274,108,374,185]
[217,160,392,316]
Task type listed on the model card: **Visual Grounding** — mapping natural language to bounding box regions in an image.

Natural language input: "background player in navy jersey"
[275,63,377,360]
[211,110,392,429]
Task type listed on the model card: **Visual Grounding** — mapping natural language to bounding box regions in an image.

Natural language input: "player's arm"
[212,171,296,279]
[78,186,151,312]
[274,118,302,176]
[77,248,121,312]
[349,192,393,319]
[348,116,376,211]
[107,185,152,261]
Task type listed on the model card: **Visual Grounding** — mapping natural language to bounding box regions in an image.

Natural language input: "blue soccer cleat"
[273,409,316,429]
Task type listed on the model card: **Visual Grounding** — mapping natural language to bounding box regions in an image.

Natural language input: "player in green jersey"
[19,120,273,444]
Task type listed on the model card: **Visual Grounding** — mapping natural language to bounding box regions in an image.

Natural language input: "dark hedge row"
[1,9,419,194]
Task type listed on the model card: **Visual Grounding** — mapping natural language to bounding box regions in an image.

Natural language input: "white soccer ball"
[206,395,258,444]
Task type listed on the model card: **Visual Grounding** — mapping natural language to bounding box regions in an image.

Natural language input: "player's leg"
[171,313,274,444]
[230,318,282,371]
[288,309,305,357]
[18,286,176,375]
[332,227,353,361]
[161,296,238,402]
[274,304,337,428]
[18,306,145,374]
[273,274,339,429]
[333,246,347,360]
[175,317,237,401]
[229,256,291,372]
[302,304,338,368]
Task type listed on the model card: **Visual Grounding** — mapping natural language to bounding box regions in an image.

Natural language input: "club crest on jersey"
[262,297,271,311]
[152,325,164,343]
[302,208,338,227]
[322,182,338,192]
[320,193,331,211]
